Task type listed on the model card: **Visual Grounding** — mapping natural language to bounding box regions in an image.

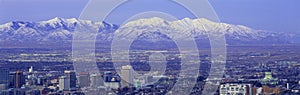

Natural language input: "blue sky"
[0,0,299,33]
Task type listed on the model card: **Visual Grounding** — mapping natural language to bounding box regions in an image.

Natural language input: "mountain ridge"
[0,17,294,47]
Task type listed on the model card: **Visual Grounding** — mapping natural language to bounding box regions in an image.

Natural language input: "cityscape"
[0,45,300,95]
[1,0,300,95]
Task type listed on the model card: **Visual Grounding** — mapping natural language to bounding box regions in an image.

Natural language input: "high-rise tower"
[121,65,134,88]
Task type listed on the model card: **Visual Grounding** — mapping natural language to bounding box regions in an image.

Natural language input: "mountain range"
[0,17,296,47]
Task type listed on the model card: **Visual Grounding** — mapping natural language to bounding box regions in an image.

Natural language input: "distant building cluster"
[1,46,300,95]
[1,64,300,95]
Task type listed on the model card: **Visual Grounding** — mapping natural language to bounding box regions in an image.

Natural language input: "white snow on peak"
[37,17,97,28]
[65,18,78,23]
[0,22,13,30]
[42,17,64,24]
[123,17,169,27]
[116,17,269,40]
[38,17,65,27]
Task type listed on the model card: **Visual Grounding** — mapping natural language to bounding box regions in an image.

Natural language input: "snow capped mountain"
[0,17,117,42]
[116,17,271,42]
[0,17,292,46]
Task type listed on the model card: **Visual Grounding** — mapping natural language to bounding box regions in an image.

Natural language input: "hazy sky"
[0,0,299,33]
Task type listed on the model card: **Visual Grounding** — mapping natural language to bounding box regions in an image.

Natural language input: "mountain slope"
[0,17,292,47]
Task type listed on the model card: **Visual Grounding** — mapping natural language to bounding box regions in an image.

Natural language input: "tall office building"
[78,73,90,88]
[121,65,134,88]
[59,76,70,91]
[14,71,25,88]
[64,70,76,88]
[0,68,9,84]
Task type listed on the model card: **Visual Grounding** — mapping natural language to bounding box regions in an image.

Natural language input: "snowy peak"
[40,17,79,24]
[0,17,118,42]
[123,17,169,27]
[123,17,216,28]
[39,17,79,29]
[119,17,268,40]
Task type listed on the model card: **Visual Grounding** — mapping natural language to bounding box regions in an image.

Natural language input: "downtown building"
[64,70,77,89]
[59,70,77,91]
[13,71,25,88]
[59,76,70,91]
[103,71,120,89]
[78,72,90,88]
[0,68,9,91]
[120,65,134,88]
[219,83,252,95]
